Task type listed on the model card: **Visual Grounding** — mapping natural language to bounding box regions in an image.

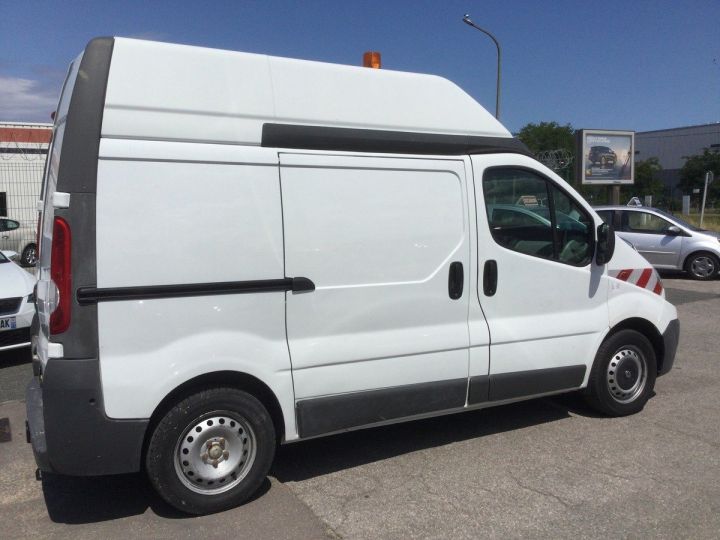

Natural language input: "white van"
[27,38,679,515]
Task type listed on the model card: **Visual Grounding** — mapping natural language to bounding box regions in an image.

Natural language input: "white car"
[0,217,39,267]
[0,250,36,352]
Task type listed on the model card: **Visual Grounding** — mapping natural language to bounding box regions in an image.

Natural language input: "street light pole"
[462,14,502,119]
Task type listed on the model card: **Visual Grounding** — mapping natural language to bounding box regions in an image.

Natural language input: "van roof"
[100,37,517,149]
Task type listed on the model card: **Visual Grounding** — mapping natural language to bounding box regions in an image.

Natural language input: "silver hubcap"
[607,348,647,403]
[174,412,256,495]
[690,256,716,278]
[25,247,37,265]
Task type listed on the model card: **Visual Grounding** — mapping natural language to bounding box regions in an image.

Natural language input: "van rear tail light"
[50,217,71,334]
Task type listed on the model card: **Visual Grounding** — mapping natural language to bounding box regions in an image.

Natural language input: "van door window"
[483,168,592,266]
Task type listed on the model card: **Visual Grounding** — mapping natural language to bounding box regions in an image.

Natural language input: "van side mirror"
[595,222,615,265]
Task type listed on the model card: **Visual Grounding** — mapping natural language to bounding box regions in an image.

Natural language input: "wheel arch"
[143,370,286,457]
[606,317,665,374]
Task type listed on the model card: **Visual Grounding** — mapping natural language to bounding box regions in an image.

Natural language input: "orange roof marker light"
[362,51,381,69]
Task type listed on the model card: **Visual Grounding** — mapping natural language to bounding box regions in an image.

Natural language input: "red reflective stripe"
[616,269,633,281]
[636,268,653,289]
[653,281,663,295]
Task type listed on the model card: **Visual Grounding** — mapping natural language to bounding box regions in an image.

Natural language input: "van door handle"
[483,260,498,296]
[448,261,464,300]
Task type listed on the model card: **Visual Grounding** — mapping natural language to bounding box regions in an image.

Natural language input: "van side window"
[483,168,592,266]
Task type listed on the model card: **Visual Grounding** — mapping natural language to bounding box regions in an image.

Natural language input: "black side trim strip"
[262,123,531,156]
[487,365,586,402]
[77,277,315,304]
[297,378,467,438]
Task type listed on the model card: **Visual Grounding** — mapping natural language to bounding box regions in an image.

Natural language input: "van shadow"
[273,394,594,483]
[41,394,597,524]
[41,471,271,524]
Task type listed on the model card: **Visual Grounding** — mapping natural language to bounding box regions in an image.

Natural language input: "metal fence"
[0,159,45,265]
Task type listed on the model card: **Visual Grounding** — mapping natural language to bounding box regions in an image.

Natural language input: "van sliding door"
[280,153,477,437]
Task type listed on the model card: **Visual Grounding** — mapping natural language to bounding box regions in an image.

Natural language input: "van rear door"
[280,153,485,438]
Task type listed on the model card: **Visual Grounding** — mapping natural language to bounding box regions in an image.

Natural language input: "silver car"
[594,205,720,280]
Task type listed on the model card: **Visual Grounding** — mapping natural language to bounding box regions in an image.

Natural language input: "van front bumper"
[659,318,680,376]
[25,358,149,476]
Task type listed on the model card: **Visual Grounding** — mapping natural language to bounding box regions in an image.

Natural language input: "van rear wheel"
[146,387,275,515]
[584,329,656,416]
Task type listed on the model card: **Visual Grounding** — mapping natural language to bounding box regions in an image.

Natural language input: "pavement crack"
[508,474,579,510]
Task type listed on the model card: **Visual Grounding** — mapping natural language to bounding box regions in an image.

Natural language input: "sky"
[1,0,719,134]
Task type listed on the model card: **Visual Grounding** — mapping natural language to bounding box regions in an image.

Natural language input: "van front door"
[470,155,608,404]
[280,153,481,438]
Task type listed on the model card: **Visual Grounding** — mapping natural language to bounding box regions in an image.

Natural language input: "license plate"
[0,317,17,331]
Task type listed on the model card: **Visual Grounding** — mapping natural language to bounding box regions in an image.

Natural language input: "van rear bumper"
[25,358,149,476]
[659,318,680,376]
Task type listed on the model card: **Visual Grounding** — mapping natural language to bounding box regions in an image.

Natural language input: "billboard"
[577,129,634,185]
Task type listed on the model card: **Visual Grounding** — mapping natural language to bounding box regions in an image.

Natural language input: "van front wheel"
[146,387,276,515]
[584,329,656,416]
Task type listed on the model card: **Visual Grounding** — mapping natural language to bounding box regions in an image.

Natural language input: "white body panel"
[102,38,509,145]
[98,294,296,438]
[279,153,477,399]
[95,139,297,438]
[96,142,283,287]
[606,240,678,334]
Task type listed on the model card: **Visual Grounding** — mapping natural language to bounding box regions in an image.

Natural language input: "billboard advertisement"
[577,129,634,185]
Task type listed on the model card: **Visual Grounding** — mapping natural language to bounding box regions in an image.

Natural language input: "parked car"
[595,205,720,280]
[0,217,38,267]
[588,146,617,168]
[0,250,36,352]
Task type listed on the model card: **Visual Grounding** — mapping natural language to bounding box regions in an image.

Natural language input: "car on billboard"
[588,146,617,168]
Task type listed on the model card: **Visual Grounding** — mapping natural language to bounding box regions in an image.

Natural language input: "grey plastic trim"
[659,318,679,376]
[488,365,587,401]
[52,36,114,359]
[296,378,468,438]
[467,375,490,404]
[262,123,532,156]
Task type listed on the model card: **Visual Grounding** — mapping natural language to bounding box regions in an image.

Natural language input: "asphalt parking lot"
[1,273,719,539]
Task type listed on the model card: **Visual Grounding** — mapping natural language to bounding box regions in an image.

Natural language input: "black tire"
[684,251,719,281]
[21,243,38,267]
[584,329,657,416]
[146,387,276,515]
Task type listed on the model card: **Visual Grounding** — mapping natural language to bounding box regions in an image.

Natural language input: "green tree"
[620,157,665,203]
[517,121,576,185]
[679,149,720,204]
[517,121,574,153]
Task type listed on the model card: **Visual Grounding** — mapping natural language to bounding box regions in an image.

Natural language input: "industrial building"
[634,123,720,193]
